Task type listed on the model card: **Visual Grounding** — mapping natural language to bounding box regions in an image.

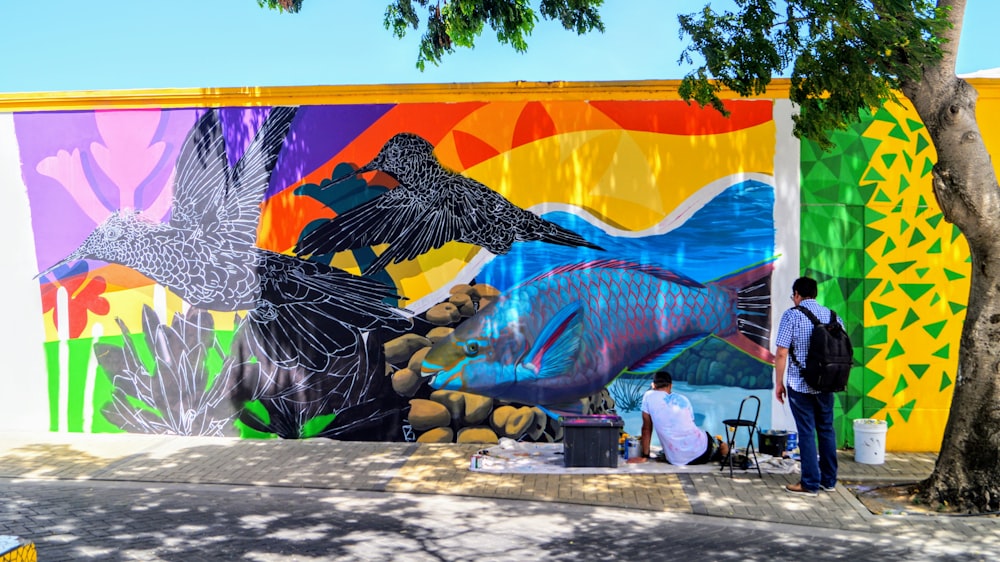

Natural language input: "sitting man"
[627,370,728,465]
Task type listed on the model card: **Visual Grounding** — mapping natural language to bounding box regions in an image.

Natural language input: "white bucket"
[853,419,888,464]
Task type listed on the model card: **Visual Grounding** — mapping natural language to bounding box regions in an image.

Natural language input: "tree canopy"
[677,0,950,147]
[259,0,604,70]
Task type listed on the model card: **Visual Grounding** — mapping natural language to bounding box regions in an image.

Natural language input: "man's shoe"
[820,484,836,492]
[785,482,818,496]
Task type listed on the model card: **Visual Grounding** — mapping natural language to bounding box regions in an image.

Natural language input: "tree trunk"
[901,0,1000,513]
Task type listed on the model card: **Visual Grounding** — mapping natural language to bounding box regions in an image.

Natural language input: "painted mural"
[10,81,995,450]
[800,99,975,451]
[16,98,779,442]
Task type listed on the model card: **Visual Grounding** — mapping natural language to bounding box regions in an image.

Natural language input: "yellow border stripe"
[0,79,786,111]
[0,78,996,113]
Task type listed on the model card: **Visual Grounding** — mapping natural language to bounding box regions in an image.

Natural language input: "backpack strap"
[789,305,820,369]
[794,305,822,326]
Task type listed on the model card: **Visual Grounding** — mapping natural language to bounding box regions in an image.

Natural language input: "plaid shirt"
[775,298,840,394]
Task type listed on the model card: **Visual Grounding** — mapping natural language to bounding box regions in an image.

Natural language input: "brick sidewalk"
[0,432,996,544]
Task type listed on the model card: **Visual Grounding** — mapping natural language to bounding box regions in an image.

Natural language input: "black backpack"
[790,306,853,392]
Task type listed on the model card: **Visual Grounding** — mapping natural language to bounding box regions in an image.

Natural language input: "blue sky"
[0,0,997,93]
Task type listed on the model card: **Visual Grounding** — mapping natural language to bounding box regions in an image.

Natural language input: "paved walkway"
[1,432,997,548]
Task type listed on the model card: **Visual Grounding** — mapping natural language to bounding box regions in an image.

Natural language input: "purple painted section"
[16,103,394,272]
[15,109,197,273]
[265,104,393,198]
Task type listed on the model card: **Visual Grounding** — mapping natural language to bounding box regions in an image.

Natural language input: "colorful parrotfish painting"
[421,259,775,408]
[421,178,777,413]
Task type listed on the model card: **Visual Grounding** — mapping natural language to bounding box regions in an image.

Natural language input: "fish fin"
[517,259,704,289]
[626,333,710,374]
[707,258,777,352]
[718,333,775,364]
[520,302,583,381]
[704,256,778,289]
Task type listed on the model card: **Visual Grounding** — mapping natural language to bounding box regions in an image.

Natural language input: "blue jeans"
[787,389,837,491]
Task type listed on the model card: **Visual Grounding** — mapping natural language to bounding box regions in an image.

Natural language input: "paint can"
[470,454,485,470]
[786,431,798,453]
[626,438,640,460]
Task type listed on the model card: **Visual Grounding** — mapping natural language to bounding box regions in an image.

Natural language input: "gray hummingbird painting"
[294,132,604,274]
[41,106,411,374]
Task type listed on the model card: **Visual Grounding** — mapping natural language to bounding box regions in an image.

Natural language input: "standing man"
[627,371,728,465]
[775,276,839,495]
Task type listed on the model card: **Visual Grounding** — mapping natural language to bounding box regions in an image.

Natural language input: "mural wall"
[1,80,996,451]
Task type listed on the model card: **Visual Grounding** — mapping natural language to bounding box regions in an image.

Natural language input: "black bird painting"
[295,132,604,274]
[40,107,411,373]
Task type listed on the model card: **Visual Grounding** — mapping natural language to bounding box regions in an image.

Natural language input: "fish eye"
[463,341,479,356]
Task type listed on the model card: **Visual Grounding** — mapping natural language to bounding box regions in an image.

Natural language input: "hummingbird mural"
[295,132,604,274]
[40,106,411,374]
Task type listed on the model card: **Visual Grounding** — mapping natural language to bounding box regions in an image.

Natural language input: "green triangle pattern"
[916,195,928,215]
[926,239,942,254]
[881,153,897,168]
[802,107,888,446]
[888,260,915,274]
[866,207,887,224]
[865,324,889,346]
[915,133,930,155]
[915,267,929,278]
[899,219,910,234]
[940,371,952,391]
[944,268,965,281]
[906,118,924,132]
[923,320,947,339]
[882,237,897,256]
[864,252,878,275]
[893,374,908,395]
[858,182,879,203]
[873,106,897,122]
[864,226,885,245]
[898,175,910,193]
[932,344,950,359]
[885,413,894,429]
[908,364,929,379]
[948,301,967,314]
[903,151,913,171]
[900,308,920,330]
[929,293,941,306]
[870,301,896,319]
[888,124,909,141]
[900,283,934,301]
[898,399,917,422]
[879,280,894,296]
[926,213,942,228]
[858,367,886,400]
[921,157,934,177]
[885,340,906,359]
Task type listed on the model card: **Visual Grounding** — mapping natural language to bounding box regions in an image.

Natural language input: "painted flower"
[39,261,110,338]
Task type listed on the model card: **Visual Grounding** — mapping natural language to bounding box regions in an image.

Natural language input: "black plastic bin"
[560,414,623,468]
[758,429,789,457]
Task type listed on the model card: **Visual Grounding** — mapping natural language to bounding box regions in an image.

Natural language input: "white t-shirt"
[641,389,706,465]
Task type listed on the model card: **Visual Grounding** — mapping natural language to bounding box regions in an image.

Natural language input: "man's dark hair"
[653,371,673,389]
[793,277,818,299]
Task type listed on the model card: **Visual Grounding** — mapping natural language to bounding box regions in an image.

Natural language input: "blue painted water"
[478,179,775,290]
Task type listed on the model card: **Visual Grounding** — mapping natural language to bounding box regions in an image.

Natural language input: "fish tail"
[709,259,776,363]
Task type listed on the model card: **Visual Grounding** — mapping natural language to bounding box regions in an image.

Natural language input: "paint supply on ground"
[854,419,888,464]
[758,429,789,456]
